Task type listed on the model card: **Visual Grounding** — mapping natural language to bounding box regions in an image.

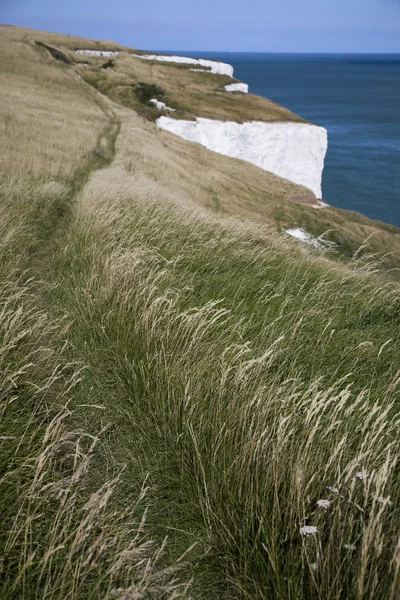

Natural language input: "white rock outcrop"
[285,227,313,242]
[285,228,335,250]
[156,117,328,198]
[150,98,176,111]
[133,54,234,77]
[75,50,119,57]
[225,83,249,93]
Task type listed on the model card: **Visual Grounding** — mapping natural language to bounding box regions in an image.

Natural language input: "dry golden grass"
[0,25,107,179]
[1,24,126,54]
[2,24,304,123]
[121,53,306,123]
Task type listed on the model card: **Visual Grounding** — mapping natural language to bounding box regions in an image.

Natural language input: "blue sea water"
[171,52,400,227]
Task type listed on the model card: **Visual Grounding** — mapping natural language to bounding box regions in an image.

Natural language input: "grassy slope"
[22,25,305,124]
[22,25,400,270]
[1,24,399,600]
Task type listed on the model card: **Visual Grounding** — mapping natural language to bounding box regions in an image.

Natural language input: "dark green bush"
[134,82,165,106]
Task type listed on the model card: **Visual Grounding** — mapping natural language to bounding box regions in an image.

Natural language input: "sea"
[169,52,400,227]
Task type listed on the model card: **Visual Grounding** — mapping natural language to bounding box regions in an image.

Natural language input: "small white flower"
[316,499,331,510]
[326,485,339,494]
[355,471,368,480]
[300,525,318,536]
[343,543,357,551]
[310,563,318,571]
[376,496,393,506]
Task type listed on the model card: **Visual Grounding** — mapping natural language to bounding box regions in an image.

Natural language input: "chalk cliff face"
[136,53,328,198]
[156,117,328,199]
[225,83,249,93]
[76,50,119,57]
[133,54,234,77]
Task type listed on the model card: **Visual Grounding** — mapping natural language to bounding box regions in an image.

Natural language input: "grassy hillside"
[0,24,399,600]
[19,24,305,124]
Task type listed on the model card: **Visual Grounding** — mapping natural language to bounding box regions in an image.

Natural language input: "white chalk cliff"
[150,98,176,111]
[133,54,234,77]
[135,53,328,197]
[225,83,249,93]
[157,117,328,198]
[75,50,119,57]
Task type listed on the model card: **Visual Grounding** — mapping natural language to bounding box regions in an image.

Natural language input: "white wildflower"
[300,525,318,536]
[343,543,357,551]
[376,496,393,506]
[310,563,318,571]
[316,499,331,510]
[355,471,368,480]
[326,485,339,494]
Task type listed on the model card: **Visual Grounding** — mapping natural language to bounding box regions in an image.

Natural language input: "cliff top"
[2,24,305,124]
[1,22,399,271]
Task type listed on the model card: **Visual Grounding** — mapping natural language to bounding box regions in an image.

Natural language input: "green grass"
[29,160,400,598]
[1,23,400,600]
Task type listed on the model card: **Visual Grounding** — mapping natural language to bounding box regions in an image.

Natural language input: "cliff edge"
[134,52,328,199]
[157,116,327,198]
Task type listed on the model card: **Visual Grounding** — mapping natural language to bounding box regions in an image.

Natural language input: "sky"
[1,0,400,53]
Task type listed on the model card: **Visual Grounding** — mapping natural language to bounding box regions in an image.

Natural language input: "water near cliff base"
[168,52,400,227]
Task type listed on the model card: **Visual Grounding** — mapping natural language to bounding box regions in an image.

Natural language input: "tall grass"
[0,185,187,599]
[37,151,399,598]
[0,292,185,598]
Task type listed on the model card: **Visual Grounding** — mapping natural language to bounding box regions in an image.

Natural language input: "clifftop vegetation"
[0,24,399,600]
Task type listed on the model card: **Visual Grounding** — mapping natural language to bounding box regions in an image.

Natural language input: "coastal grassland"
[0,26,180,599]
[118,53,306,123]
[9,23,398,268]
[0,223,183,599]
[1,24,125,56]
[2,24,304,123]
[0,26,109,179]
[1,24,400,600]
[39,112,400,599]
[73,51,307,123]
[118,114,400,272]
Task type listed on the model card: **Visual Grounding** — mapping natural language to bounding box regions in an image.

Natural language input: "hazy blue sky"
[2,0,400,52]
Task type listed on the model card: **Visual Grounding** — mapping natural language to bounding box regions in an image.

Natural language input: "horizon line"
[155,49,400,55]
